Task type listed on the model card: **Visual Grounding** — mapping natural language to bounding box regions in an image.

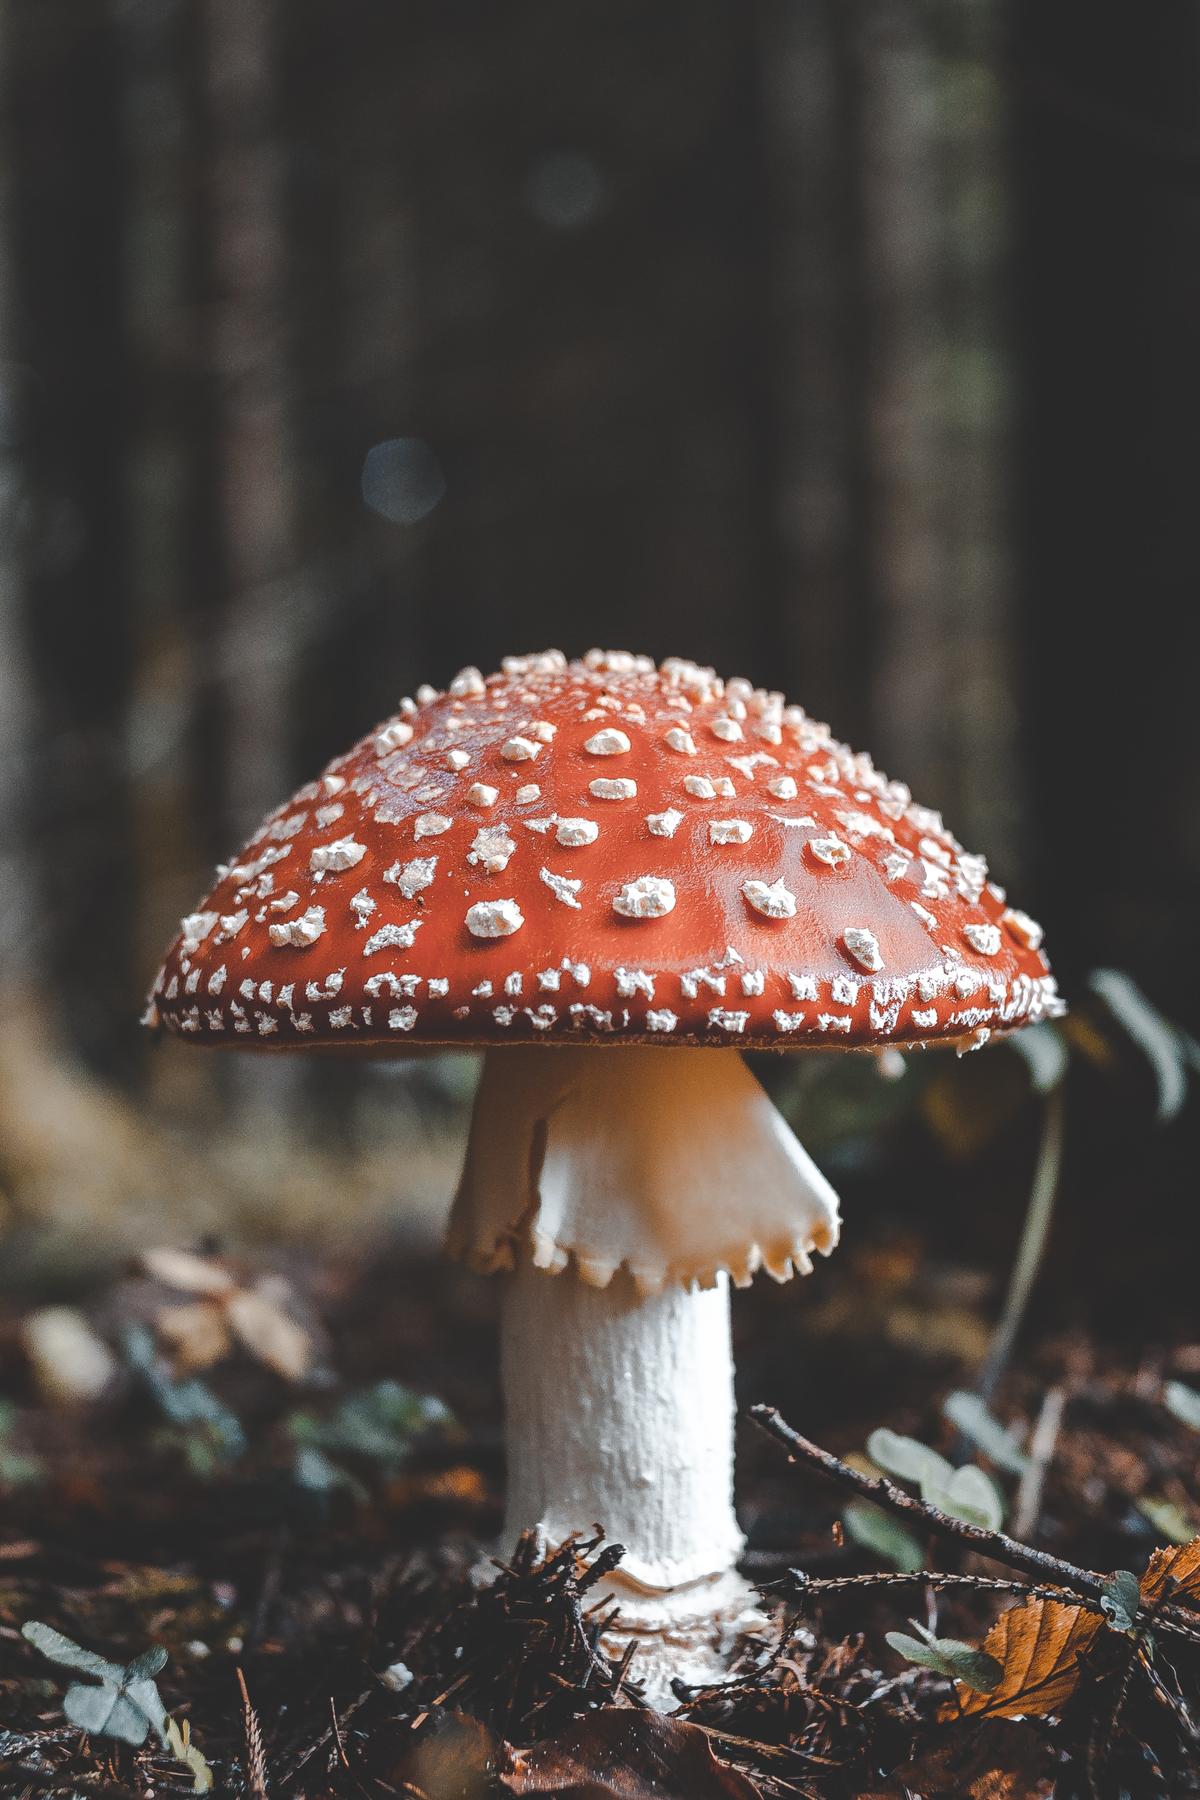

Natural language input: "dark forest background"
[0,1,1197,1275]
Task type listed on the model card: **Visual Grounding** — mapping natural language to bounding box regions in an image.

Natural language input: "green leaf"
[1100,1570,1141,1635]
[293,1443,367,1501]
[886,1625,1002,1693]
[22,1623,170,1749]
[1139,1496,1197,1545]
[1164,1381,1200,1434]
[842,1501,926,1573]
[1087,970,1190,1124]
[125,1645,169,1683]
[866,1429,953,1492]
[288,1381,451,1471]
[122,1325,245,1469]
[21,1623,125,1685]
[942,1391,1031,1476]
[924,1463,1005,1531]
[1006,1022,1070,1094]
[0,1401,45,1487]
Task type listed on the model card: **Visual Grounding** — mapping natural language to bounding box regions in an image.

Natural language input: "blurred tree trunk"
[203,0,299,1116]
[760,0,872,746]
[117,0,217,1114]
[1012,0,1200,1001]
[864,1,1020,880]
[762,1,1018,875]
[0,0,36,987]
[2,0,133,1071]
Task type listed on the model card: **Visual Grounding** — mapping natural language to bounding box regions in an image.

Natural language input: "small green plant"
[122,1324,246,1476]
[0,1400,45,1487]
[885,1619,1002,1693]
[286,1378,452,1490]
[21,1622,212,1790]
[865,1426,1005,1531]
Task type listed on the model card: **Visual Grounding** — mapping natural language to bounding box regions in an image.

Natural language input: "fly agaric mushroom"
[146,649,1060,1700]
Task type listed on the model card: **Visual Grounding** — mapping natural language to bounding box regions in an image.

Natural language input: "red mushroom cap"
[146,650,1060,1052]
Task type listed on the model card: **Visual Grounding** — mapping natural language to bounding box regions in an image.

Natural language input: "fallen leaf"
[502,1712,761,1798]
[141,1248,236,1298]
[1138,1496,1197,1544]
[865,1719,1056,1798]
[225,1285,312,1380]
[391,1710,498,1800]
[157,1301,233,1370]
[956,1598,1103,1719]
[1140,1534,1200,1606]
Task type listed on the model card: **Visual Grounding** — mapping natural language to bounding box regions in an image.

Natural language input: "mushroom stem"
[449,1043,842,1700]
[501,1254,745,1593]
[501,1253,764,1702]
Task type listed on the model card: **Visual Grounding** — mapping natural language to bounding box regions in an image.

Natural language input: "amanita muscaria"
[147,649,1059,1698]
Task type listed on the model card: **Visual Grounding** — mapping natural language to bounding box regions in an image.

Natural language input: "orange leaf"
[1140,1535,1200,1607]
[957,1598,1103,1719]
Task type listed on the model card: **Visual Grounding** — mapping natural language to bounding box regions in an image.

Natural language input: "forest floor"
[1,1236,1198,1799]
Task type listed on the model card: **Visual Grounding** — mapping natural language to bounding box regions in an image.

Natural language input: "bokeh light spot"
[522,151,609,230]
[361,438,446,525]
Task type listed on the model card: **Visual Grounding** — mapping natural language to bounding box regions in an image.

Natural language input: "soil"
[1,1238,1198,1798]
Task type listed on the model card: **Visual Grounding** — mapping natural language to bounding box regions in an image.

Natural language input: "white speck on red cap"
[585,728,631,756]
[540,867,582,908]
[555,817,598,846]
[375,720,413,755]
[269,906,326,948]
[363,921,422,955]
[613,876,675,919]
[807,836,850,869]
[468,827,517,874]
[965,923,1002,955]
[742,879,797,920]
[709,819,752,845]
[842,927,883,973]
[501,736,540,763]
[385,856,437,898]
[1003,908,1043,951]
[466,899,524,938]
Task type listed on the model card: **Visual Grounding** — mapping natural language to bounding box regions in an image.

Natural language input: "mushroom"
[146,649,1060,1702]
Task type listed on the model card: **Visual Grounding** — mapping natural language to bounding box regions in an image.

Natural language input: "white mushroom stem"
[501,1256,744,1593]
[448,1044,842,1699]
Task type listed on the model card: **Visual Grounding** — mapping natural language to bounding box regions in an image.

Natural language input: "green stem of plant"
[978,1083,1066,1403]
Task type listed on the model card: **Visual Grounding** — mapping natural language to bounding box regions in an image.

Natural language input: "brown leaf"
[869,1720,1056,1798]
[157,1301,233,1369]
[502,1711,761,1800]
[956,1597,1103,1719]
[389,1710,499,1800]
[225,1285,312,1380]
[1140,1534,1200,1606]
[141,1247,236,1298]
